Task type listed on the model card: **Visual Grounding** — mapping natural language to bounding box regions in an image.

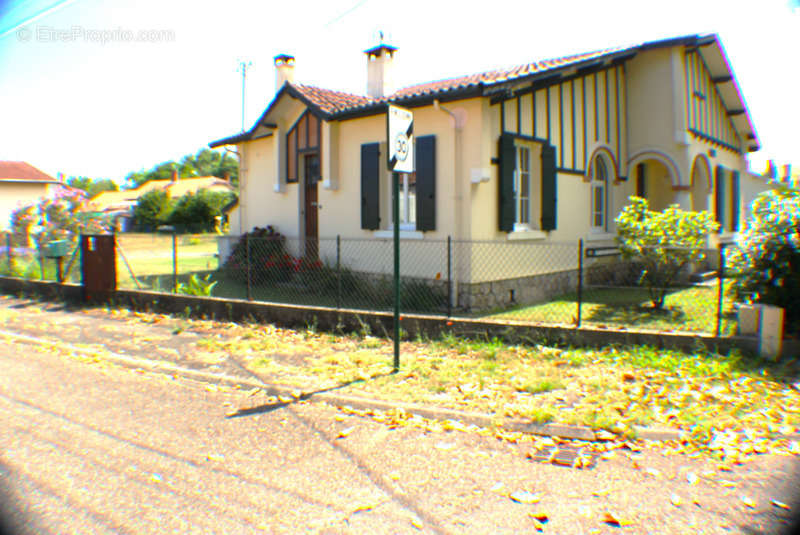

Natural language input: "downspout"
[433,99,466,309]
[235,144,246,235]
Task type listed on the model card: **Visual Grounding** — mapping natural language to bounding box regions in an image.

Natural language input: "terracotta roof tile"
[288,46,623,115]
[0,161,58,183]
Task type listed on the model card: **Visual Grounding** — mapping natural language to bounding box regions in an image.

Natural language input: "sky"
[0,0,798,183]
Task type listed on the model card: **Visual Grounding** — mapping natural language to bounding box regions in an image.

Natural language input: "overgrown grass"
[483,283,737,335]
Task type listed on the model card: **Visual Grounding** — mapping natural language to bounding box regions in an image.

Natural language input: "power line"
[323,0,369,29]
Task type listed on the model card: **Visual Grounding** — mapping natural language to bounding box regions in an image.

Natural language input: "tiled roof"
[288,46,623,116]
[0,161,59,183]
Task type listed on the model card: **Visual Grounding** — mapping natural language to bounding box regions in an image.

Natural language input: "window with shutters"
[591,156,610,232]
[361,135,436,233]
[499,134,551,234]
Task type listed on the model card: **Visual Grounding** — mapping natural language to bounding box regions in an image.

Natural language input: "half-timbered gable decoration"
[286,110,321,183]
[685,49,742,153]
[495,62,627,178]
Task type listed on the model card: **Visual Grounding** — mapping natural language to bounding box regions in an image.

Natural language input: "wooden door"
[304,154,320,260]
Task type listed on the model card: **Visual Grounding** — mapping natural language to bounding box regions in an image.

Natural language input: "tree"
[124,148,238,189]
[729,186,800,326]
[615,197,719,309]
[131,190,173,230]
[167,189,235,232]
[67,176,119,198]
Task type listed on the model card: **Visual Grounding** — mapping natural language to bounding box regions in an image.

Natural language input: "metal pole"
[6,233,12,272]
[577,239,584,328]
[447,236,452,317]
[172,231,178,293]
[56,257,64,283]
[715,243,724,338]
[245,234,252,301]
[336,235,341,310]
[393,171,400,372]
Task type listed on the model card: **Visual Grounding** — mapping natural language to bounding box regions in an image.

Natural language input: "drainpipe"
[235,144,246,235]
[433,99,466,309]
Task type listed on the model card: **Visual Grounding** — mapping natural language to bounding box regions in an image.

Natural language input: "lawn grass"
[483,283,736,335]
[116,233,219,290]
[125,307,799,455]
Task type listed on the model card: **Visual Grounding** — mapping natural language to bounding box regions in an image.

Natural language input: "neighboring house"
[88,171,235,231]
[209,34,773,309]
[0,161,75,231]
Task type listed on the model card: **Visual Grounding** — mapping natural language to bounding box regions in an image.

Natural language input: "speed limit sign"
[387,104,414,173]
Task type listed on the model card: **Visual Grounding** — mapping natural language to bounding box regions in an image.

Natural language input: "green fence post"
[5,233,12,273]
[393,171,400,372]
[172,231,178,293]
[577,239,584,328]
[447,236,452,317]
[336,235,341,310]
[715,243,724,338]
[245,234,252,301]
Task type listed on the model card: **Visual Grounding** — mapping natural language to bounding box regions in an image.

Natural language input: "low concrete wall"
[0,275,775,357]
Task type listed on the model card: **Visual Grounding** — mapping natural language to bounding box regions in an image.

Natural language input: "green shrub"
[176,274,217,296]
[729,186,800,329]
[615,197,719,309]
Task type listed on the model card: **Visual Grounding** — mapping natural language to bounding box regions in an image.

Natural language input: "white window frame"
[510,142,542,233]
[591,156,609,232]
[386,171,417,232]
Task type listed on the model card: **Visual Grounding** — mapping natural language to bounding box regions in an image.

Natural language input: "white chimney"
[274,54,295,91]
[365,44,396,98]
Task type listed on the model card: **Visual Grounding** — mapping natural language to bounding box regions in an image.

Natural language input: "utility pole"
[237,60,252,133]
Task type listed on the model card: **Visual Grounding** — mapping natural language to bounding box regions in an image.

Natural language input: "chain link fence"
[2,228,739,336]
[0,232,81,283]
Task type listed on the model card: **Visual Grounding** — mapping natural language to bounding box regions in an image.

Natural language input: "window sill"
[374,230,425,240]
[507,229,547,241]
[584,232,616,242]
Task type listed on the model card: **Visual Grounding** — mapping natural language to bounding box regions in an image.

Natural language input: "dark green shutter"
[415,135,436,231]
[731,170,740,232]
[714,165,725,233]
[360,143,380,230]
[540,144,557,231]
[498,133,516,232]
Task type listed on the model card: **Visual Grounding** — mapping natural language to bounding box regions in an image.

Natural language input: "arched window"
[591,156,609,231]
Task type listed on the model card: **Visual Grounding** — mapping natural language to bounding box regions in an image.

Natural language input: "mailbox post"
[44,240,69,283]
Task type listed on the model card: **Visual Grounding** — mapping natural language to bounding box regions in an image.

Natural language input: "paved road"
[1,297,799,534]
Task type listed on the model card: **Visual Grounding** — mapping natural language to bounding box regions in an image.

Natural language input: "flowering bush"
[729,186,800,328]
[9,188,109,250]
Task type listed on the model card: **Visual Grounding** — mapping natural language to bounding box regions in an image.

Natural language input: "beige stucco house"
[0,161,68,231]
[210,34,774,309]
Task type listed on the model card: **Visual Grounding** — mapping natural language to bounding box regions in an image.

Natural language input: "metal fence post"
[245,234,252,301]
[336,235,341,310]
[5,233,12,272]
[577,239,584,328]
[715,243,724,338]
[447,236,452,317]
[172,231,178,293]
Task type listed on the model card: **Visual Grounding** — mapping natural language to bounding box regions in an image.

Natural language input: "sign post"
[387,104,414,372]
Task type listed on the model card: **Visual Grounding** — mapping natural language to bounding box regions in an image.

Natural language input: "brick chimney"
[171,169,178,183]
[365,44,397,98]
[274,54,295,91]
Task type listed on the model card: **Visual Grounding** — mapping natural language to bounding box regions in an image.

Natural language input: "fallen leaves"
[509,491,543,504]
[602,511,633,527]
[771,499,791,510]
[336,426,354,439]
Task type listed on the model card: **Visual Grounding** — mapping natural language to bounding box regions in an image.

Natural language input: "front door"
[304,153,320,260]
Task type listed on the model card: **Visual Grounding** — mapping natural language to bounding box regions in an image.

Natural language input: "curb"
[0,328,705,444]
